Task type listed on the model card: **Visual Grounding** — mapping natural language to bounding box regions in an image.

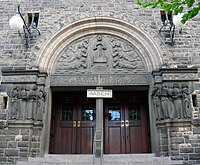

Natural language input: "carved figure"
[167,84,175,118]
[182,84,192,118]
[110,38,139,69]
[160,85,174,119]
[18,86,28,120]
[152,86,163,120]
[9,86,19,119]
[58,39,89,70]
[171,83,183,119]
[36,89,47,121]
[93,35,107,63]
[27,85,39,120]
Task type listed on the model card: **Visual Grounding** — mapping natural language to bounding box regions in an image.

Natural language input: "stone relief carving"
[56,39,89,71]
[152,83,193,121]
[110,38,140,69]
[8,85,46,122]
[93,35,107,63]
[54,35,146,74]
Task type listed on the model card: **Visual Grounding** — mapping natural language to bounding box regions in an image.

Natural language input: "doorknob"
[125,120,129,127]
[77,121,80,127]
[73,121,76,127]
[121,120,124,127]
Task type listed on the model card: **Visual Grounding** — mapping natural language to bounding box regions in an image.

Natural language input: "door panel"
[108,127,123,153]
[50,93,95,154]
[79,127,93,154]
[104,102,125,154]
[77,102,95,154]
[128,127,142,153]
[60,127,74,154]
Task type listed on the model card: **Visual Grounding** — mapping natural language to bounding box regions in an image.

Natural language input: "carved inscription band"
[50,74,149,86]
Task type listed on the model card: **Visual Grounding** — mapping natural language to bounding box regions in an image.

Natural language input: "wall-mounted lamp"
[9,5,40,47]
[159,10,183,45]
[173,13,184,33]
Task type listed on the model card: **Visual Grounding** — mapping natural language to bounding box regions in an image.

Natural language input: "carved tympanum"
[54,35,146,74]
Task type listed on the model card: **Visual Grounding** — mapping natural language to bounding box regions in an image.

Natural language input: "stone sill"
[8,120,43,129]
[156,119,192,128]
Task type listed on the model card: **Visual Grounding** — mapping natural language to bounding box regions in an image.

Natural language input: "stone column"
[94,98,103,159]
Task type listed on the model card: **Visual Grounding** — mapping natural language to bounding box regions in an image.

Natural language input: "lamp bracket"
[17,5,40,47]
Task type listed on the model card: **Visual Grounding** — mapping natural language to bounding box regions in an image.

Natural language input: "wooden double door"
[104,97,149,154]
[50,92,150,154]
[50,95,96,154]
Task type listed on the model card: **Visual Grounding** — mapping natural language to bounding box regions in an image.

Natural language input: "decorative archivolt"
[36,17,164,73]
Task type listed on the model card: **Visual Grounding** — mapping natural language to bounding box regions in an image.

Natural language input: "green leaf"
[152,2,158,8]
[185,0,195,8]
[135,0,141,5]
[171,3,177,10]
[141,2,152,8]
[161,3,172,11]
[179,6,184,13]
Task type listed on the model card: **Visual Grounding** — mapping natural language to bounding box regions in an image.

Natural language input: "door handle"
[125,120,129,127]
[77,121,80,127]
[121,120,124,127]
[73,121,76,127]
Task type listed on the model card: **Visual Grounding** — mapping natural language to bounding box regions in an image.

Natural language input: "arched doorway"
[37,17,165,156]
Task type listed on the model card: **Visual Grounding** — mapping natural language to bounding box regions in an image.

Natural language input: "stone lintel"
[50,74,150,86]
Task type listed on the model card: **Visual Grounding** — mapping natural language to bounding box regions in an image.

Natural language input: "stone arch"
[36,17,164,73]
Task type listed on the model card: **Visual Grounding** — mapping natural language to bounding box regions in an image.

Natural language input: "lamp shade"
[9,14,24,31]
[173,13,184,28]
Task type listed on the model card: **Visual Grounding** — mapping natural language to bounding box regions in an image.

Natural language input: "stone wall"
[0,127,42,164]
[0,0,200,164]
[0,68,47,164]
[0,0,200,69]
[153,68,200,164]
[157,121,200,164]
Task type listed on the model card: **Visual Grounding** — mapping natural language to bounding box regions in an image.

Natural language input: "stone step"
[17,154,183,165]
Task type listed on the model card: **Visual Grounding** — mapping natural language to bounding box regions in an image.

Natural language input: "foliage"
[135,0,200,24]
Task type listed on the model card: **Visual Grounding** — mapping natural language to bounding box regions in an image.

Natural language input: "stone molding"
[1,67,47,84]
[35,17,164,73]
[152,67,199,83]
[156,119,192,128]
